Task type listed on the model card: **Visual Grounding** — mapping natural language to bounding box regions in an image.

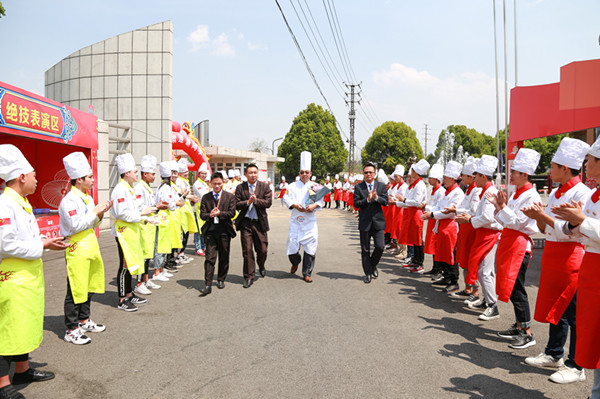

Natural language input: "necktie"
[368,184,373,191]
[214,192,219,202]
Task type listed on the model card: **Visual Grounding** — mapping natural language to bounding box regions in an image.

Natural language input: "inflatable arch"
[171,121,212,174]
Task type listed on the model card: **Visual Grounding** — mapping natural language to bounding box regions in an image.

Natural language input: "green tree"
[277,103,347,181]
[0,2,5,17]
[361,121,423,174]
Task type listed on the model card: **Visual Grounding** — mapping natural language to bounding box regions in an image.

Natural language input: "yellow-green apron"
[0,258,44,356]
[115,219,144,275]
[66,229,105,304]
[141,217,158,259]
[182,199,198,233]
[194,202,206,231]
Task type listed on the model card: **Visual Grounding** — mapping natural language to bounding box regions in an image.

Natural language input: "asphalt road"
[14,204,593,398]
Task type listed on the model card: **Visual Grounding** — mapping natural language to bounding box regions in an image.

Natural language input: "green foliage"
[0,2,5,17]
[360,121,423,174]
[432,125,498,164]
[277,103,348,181]
[523,133,566,174]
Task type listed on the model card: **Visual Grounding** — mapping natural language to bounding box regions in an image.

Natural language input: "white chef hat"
[227,169,235,178]
[512,148,541,175]
[63,152,92,180]
[552,137,590,170]
[444,161,462,179]
[0,144,34,182]
[356,174,363,181]
[335,174,339,179]
[393,164,405,177]
[178,158,189,173]
[234,169,241,177]
[198,163,208,172]
[589,135,600,159]
[267,177,271,182]
[428,163,444,182]
[281,176,286,181]
[377,169,389,184]
[344,174,348,179]
[300,151,312,171]
[349,176,355,183]
[462,156,479,176]
[311,176,316,181]
[475,154,498,177]
[171,161,180,173]
[412,159,430,176]
[326,176,330,180]
[115,153,136,175]
[159,161,173,178]
[140,155,157,173]
[219,170,227,179]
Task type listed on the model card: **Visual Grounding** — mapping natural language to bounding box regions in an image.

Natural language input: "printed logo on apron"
[296,215,305,223]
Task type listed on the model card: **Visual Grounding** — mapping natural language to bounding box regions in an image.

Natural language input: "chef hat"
[412,159,430,176]
[171,161,180,173]
[589,135,600,159]
[512,148,541,175]
[0,144,34,182]
[220,170,228,179]
[198,163,208,172]
[462,156,479,176]
[475,154,498,177]
[311,176,316,181]
[356,174,363,181]
[115,153,136,175]
[140,155,157,173]
[178,158,189,173]
[234,169,241,177]
[444,161,462,179]
[349,176,355,183]
[300,151,312,171]
[159,161,173,178]
[377,169,389,184]
[393,164,405,177]
[552,137,590,170]
[63,152,92,180]
[335,174,339,179]
[326,176,330,181]
[428,163,444,182]
[344,174,348,179]
[267,177,271,182]
[282,176,286,181]
[227,169,235,178]
[241,175,247,182]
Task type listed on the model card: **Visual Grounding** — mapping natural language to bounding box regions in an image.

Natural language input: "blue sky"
[1,0,599,155]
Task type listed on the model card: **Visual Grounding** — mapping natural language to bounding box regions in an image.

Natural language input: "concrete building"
[205,146,284,182]
[44,21,174,189]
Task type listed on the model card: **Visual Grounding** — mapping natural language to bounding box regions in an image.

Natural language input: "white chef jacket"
[110,180,142,236]
[470,185,503,231]
[193,179,210,199]
[396,179,427,208]
[59,188,100,237]
[134,180,156,210]
[457,183,482,216]
[495,185,541,252]
[569,188,600,254]
[155,182,177,212]
[545,181,590,242]
[0,189,44,263]
[283,180,323,255]
[425,185,445,212]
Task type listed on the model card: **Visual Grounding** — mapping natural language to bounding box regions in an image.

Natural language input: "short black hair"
[211,172,224,181]
[363,163,376,172]
[569,167,580,177]
[70,179,77,186]
[120,173,125,178]
[245,164,258,173]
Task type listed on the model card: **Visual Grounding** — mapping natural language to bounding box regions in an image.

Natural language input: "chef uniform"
[423,163,445,274]
[193,163,210,254]
[59,152,107,344]
[456,157,482,275]
[323,177,332,208]
[333,175,342,208]
[154,161,182,277]
[283,152,323,281]
[278,177,288,207]
[526,137,591,382]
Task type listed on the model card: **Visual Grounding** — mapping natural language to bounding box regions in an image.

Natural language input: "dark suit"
[235,181,272,280]
[200,190,237,286]
[354,181,389,276]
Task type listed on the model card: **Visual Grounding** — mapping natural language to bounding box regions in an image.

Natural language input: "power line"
[329,0,358,83]
[322,0,351,82]
[274,0,348,140]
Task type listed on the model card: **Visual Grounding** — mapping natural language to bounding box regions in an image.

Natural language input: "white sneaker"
[549,366,586,384]
[64,327,91,345]
[153,273,169,282]
[146,280,161,289]
[134,284,152,295]
[161,270,174,278]
[182,255,193,264]
[525,353,565,368]
[79,319,106,333]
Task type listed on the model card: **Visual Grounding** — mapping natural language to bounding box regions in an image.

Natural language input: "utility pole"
[424,123,429,156]
[345,82,360,175]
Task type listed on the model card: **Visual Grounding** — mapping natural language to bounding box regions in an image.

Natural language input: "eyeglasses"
[299,171,310,175]
[363,171,375,174]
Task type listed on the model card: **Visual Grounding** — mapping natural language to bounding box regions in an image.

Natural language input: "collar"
[120,179,135,195]
[431,184,441,195]
[479,182,493,199]
[408,177,422,190]
[71,186,90,205]
[3,186,33,214]
[555,176,581,199]
[445,183,459,195]
[513,183,533,200]
[466,182,476,196]
[591,187,600,204]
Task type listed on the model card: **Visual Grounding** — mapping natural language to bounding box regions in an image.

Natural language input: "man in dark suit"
[235,164,272,288]
[199,172,237,296]
[353,163,389,283]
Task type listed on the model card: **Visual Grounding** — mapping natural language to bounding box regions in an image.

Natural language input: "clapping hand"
[551,200,586,226]
[521,202,545,221]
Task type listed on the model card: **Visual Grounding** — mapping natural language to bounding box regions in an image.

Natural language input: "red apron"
[398,207,423,246]
[278,189,287,199]
[342,190,349,202]
[334,188,342,201]
[465,228,500,285]
[323,189,331,202]
[575,252,600,369]
[434,219,458,264]
[392,207,404,240]
[348,192,355,209]
[384,204,392,234]
[424,218,436,255]
[495,229,531,302]
[456,223,476,269]
[534,241,584,325]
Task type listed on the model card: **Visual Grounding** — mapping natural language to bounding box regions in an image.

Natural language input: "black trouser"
[430,256,442,274]
[335,200,340,208]
[0,354,28,378]
[137,259,150,282]
[440,247,459,284]
[64,277,92,330]
[412,244,424,266]
[240,221,268,280]
[116,238,133,298]
[546,293,580,369]
[359,228,385,276]
[204,234,231,286]
[288,252,315,277]
[510,252,531,328]
[181,231,190,253]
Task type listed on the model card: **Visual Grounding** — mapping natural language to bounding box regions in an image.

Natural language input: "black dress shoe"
[364,275,371,284]
[217,281,225,289]
[199,286,212,296]
[243,279,253,288]
[372,268,378,279]
[12,368,55,385]
[0,385,25,399]
[259,267,266,277]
